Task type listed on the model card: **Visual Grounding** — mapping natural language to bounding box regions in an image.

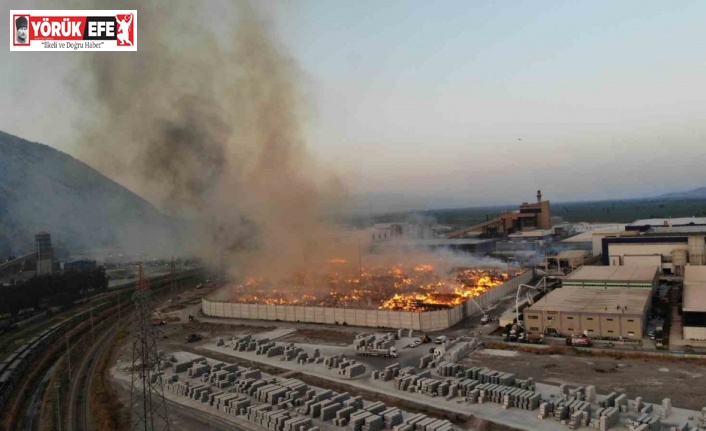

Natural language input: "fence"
[202,270,535,332]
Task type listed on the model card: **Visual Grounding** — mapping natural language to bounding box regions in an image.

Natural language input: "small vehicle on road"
[185,333,202,343]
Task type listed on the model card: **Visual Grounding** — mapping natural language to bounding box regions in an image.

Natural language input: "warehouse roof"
[683,266,706,312]
[526,288,650,315]
[628,217,706,228]
[647,225,706,235]
[562,226,628,243]
[564,265,658,283]
[556,250,590,259]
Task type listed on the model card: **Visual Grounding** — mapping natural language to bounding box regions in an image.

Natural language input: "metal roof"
[556,250,590,259]
[683,266,706,312]
[564,265,658,283]
[647,226,706,234]
[562,226,629,243]
[527,288,650,315]
[628,217,706,227]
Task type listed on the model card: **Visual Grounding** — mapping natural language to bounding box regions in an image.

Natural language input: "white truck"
[355,347,398,358]
[435,335,448,344]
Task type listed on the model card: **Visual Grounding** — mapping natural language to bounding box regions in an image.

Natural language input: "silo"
[35,232,53,275]
[672,249,688,276]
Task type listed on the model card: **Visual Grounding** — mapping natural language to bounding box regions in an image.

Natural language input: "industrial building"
[541,250,590,275]
[63,260,97,272]
[682,266,706,340]
[602,230,705,275]
[561,224,631,255]
[35,232,53,275]
[447,190,552,238]
[562,265,659,291]
[523,288,651,339]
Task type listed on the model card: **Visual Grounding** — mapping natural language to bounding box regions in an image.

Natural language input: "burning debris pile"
[229,262,512,311]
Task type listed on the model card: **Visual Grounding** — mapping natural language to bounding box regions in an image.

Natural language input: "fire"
[229,264,511,311]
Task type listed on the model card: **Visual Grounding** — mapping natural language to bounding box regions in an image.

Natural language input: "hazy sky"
[2,1,706,211]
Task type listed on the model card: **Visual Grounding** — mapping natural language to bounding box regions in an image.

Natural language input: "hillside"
[0,130,176,258]
[656,187,706,200]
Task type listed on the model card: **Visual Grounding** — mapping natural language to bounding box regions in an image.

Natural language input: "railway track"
[67,320,120,431]
[2,268,203,431]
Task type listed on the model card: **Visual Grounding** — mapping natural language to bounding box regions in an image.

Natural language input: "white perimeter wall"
[202,270,534,332]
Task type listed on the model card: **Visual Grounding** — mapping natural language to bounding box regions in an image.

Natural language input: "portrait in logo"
[15,16,29,44]
[115,13,133,46]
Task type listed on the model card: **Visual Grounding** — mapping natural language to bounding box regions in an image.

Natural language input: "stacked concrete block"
[436,362,462,377]
[640,404,653,415]
[282,344,305,361]
[538,401,554,419]
[377,363,400,381]
[296,352,309,364]
[322,402,344,421]
[267,345,285,357]
[419,378,441,396]
[362,415,385,431]
[634,397,645,412]
[341,363,366,379]
[256,341,276,355]
[514,378,535,391]
[349,410,375,431]
[365,401,387,415]
[661,398,672,419]
[467,388,480,404]
[242,369,262,380]
[419,355,433,369]
[567,402,590,430]
[381,408,403,429]
[324,353,347,369]
[629,414,660,431]
[475,383,540,411]
[335,406,357,427]
[589,407,619,431]
[700,407,706,429]
[456,379,480,397]
[586,385,597,403]
[189,363,210,378]
[282,416,315,431]
[174,360,194,373]
[599,392,618,408]
[615,394,628,412]
[355,334,377,350]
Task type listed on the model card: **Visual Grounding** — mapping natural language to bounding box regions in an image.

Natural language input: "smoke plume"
[74,1,347,277]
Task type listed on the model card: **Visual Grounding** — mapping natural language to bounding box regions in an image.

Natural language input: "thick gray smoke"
[74,1,347,277]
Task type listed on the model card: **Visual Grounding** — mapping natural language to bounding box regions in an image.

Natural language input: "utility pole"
[65,335,71,380]
[130,262,170,431]
[55,383,62,431]
[117,292,122,320]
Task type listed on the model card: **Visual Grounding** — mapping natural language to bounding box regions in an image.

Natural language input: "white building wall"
[684,326,706,341]
[202,270,534,331]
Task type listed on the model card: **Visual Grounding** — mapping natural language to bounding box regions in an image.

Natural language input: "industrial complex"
[5,192,706,431]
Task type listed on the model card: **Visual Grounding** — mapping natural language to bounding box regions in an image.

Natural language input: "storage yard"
[113,324,706,431]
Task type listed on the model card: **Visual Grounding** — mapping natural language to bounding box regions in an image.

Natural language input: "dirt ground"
[278,328,358,346]
[462,347,706,411]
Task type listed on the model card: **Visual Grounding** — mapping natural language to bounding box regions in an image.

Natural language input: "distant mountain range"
[0,130,176,258]
[655,187,706,200]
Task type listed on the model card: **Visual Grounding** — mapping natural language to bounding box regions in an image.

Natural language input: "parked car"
[185,333,202,343]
